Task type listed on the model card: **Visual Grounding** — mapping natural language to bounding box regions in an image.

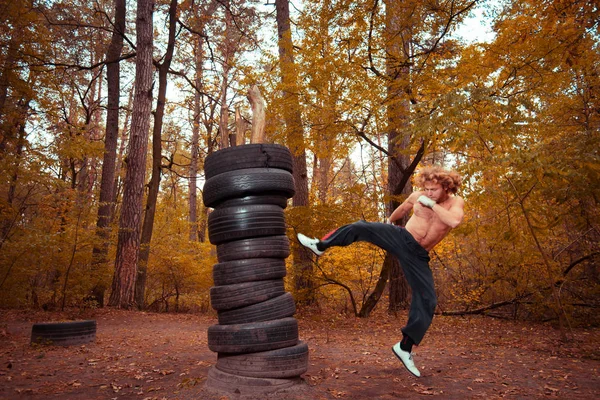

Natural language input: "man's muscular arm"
[387,192,420,224]
[424,196,465,228]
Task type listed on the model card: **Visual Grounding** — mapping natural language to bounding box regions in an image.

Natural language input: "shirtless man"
[297,166,464,377]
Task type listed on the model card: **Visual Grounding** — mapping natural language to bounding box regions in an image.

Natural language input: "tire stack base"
[205,367,302,396]
[202,144,307,395]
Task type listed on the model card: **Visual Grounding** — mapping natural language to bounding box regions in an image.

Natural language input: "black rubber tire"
[31,320,96,346]
[218,195,288,209]
[202,168,295,209]
[207,317,298,353]
[217,235,290,263]
[216,341,308,378]
[204,144,293,180]
[210,279,286,311]
[213,258,287,286]
[205,366,301,396]
[217,292,296,325]
[207,204,286,245]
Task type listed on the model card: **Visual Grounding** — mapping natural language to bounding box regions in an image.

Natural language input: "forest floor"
[0,307,599,399]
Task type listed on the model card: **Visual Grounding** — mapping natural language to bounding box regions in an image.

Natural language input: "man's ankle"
[400,334,414,352]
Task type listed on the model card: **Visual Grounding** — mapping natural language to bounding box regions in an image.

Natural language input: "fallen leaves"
[327,388,346,398]
[411,383,442,396]
[177,376,205,389]
[1,309,599,399]
[154,369,175,376]
[544,385,560,396]
[14,388,36,395]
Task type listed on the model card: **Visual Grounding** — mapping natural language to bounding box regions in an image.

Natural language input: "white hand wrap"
[417,195,436,209]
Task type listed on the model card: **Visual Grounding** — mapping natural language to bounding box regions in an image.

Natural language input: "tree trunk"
[188,37,202,242]
[112,86,135,222]
[317,101,334,205]
[90,0,126,307]
[358,255,392,317]
[108,0,154,309]
[275,0,313,304]
[0,36,20,155]
[218,71,230,149]
[76,63,101,198]
[315,0,335,206]
[247,85,265,143]
[2,98,31,245]
[135,0,177,309]
[234,106,245,146]
[358,0,430,318]
[384,0,412,313]
[218,0,232,149]
[188,0,218,242]
[81,67,104,198]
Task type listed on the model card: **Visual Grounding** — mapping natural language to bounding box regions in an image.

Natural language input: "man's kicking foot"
[392,342,421,377]
[297,233,324,256]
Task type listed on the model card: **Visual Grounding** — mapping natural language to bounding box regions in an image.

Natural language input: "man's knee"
[350,220,371,234]
[353,220,370,228]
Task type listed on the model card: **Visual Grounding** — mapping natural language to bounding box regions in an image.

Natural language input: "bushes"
[0,188,215,312]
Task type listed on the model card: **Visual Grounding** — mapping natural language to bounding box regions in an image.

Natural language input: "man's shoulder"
[449,195,465,208]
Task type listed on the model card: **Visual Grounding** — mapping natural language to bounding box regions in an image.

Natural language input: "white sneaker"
[392,342,421,377]
[297,233,324,256]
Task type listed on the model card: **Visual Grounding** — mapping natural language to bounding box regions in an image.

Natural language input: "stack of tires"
[202,144,308,395]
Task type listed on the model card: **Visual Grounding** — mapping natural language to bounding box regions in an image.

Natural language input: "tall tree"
[436,0,600,325]
[91,0,126,306]
[0,1,37,157]
[0,36,22,156]
[186,0,219,242]
[384,0,413,312]
[275,0,313,303]
[135,0,178,309]
[357,0,474,317]
[218,0,233,149]
[109,0,154,308]
[188,29,202,242]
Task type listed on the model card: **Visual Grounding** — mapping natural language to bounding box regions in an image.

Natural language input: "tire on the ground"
[216,340,308,378]
[212,258,287,286]
[205,366,301,396]
[210,279,286,311]
[31,320,96,346]
[218,194,288,209]
[217,235,290,263]
[207,204,286,245]
[207,317,298,353]
[217,292,296,325]
[204,144,293,180]
[202,168,295,208]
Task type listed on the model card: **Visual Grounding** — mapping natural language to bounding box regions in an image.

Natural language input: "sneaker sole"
[391,346,420,378]
[305,247,322,257]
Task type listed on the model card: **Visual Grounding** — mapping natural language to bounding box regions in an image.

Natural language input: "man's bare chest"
[413,204,438,221]
[412,203,452,227]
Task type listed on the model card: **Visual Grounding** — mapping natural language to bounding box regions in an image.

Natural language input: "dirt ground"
[1,307,599,399]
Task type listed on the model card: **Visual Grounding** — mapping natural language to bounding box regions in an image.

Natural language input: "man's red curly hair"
[415,166,462,194]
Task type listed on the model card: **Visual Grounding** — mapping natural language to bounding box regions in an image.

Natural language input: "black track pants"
[320,220,436,345]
